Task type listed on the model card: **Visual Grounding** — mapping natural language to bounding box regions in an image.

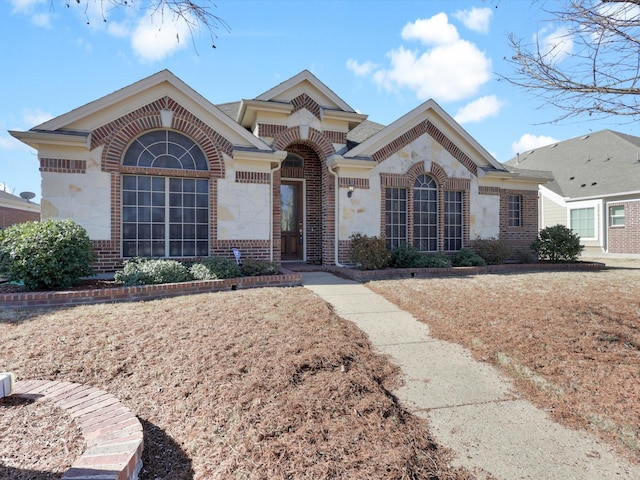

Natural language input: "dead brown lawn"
[0,287,473,480]
[366,261,640,463]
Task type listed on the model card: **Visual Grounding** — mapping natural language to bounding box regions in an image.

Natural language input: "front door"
[281,181,303,260]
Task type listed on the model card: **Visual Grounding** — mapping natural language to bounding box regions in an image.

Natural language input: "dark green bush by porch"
[532,224,584,262]
[451,248,486,267]
[390,244,451,268]
[241,258,278,276]
[0,219,95,290]
[472,237,511,264]
[349,234,391,270]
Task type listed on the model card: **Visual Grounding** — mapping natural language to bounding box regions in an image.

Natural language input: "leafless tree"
[504,0,640,121]
[64,0,229,47]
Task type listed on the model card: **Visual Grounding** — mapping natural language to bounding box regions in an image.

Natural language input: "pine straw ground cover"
[367,259,640,464]
[0,287,474,480]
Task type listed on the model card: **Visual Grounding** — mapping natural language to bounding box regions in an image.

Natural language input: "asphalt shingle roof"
[505,129,640,199]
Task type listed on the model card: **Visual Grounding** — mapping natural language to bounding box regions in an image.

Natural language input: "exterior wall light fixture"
[348,182,355,198]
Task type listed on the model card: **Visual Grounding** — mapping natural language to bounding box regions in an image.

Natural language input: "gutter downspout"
[327,163,346,267]
[270,160,283,263]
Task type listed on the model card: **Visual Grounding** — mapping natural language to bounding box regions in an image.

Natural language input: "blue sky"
[1,0,635,202]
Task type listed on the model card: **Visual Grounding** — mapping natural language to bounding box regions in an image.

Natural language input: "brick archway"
[274,132,337,265]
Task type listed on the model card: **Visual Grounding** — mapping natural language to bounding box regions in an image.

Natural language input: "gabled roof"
[505,129,640,199]
[255,70,355,112]
[12,70,273,152]
[345,98,506,172]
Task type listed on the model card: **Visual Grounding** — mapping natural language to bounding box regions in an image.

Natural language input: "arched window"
[123,130,208,170]
[122,131,209,258]
[413,174,438,252]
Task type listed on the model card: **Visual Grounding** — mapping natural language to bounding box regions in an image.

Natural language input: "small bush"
[349,234,391,270]
[0,219,95,290]
[391,244,428,268]
[422,254,452,268]
[189,262,217,281]
[115,258,192,286]
[472,237,511,265]
[200,257,241,279]
[451,248,486,267]
[241,258,279,276]
[532,224,584,262]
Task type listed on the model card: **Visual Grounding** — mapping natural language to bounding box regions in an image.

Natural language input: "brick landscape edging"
[1,270,302,308]
[13,380,143,480]
[328,261,606,281]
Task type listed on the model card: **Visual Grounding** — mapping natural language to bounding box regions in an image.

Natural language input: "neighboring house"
[506,129,640,256]
[10,70,546,272]
[0,189,40,229]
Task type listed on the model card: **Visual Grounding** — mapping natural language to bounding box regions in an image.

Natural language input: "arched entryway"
[279,142,329,264]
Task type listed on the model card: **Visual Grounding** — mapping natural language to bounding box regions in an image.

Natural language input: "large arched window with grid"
[122,130,209,258]
[413,174,438,252]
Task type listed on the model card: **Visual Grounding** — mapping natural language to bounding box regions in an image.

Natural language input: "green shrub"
[422,254,452,268]
[0,219,95,290]
[391,244,428,268]
[532,224,584,262]
[451,248,486,267]
[200,257,241,279]
[115,258,192,286]
[241,258,279,276]
[189,262,217,281]
[349,234,391,270]
[472,237,511,265]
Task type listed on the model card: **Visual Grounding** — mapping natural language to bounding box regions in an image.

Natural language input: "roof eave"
[9,129,90,150]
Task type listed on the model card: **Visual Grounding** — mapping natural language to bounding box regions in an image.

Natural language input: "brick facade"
[0,206,40,229]
[607,199,640,254]
[498,189,540,257]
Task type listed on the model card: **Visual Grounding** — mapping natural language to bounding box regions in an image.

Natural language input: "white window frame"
[609,205,625,227]
[568,203,599,241]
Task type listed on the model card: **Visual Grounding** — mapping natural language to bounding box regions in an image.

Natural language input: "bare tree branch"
[62,0,230,48]
[502,0,640,122]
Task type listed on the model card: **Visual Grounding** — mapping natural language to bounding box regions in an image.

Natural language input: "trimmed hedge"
[0,219,95,290]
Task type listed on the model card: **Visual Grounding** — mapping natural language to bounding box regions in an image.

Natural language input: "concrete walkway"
[302,271,640,480]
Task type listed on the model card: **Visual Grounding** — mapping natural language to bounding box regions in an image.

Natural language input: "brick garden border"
[326,261,606,282]
[12,380,143,480]
[1,270,302,309]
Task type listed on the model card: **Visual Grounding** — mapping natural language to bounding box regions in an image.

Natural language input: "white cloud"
[537,26,573,62]
[373,39,491,102]
[454,95,504,124]
[511,133,559,154]
[0,136,20,150]
[453,7,493,34]
[31,12,50,28]
[401,13,459,46]
[22,108,53,127]
[107,21,130,39]
[131,8,193,62]
[346,59,378,76]
[351,12,491,103]
[9,0,44,14]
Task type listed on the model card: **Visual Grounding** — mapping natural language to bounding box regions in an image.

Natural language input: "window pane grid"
[122,175,209,258]
[508,195,522,227]
[413,175,438,251]
[570,207,595,238]
[444,191,463,251]
[385,188,407,250]
[610,205,625,226]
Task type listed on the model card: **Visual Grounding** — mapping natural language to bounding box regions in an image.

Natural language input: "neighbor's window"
[610,205,625,226]
[413,175,438,252]
[570,207,595,238]
[385,188,407,250]
[508,194,522,227]
[444,191,463,251]
[122,130,209,258]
